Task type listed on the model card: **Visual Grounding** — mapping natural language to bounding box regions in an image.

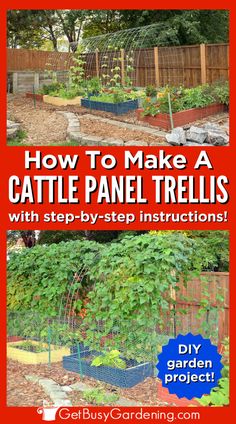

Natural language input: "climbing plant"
[7,240,102,315]
[82,232,204,362]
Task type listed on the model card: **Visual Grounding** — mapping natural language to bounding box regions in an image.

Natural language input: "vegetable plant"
[198,337,229,406]
[91,350,127,369]
[83,388,119,405]
[82,232,205,362]
[142,82,229,117]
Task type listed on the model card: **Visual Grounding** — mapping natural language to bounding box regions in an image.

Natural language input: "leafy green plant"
[145,85,157,97]
[7,130,27,146]
[89,88,140,104]
[7,239,102,314]
[57,86,85,99]
[70,45,86,87]
[198,377,229,406]
[179,85,214,109]
[91,350,126,369]
[82,233,205,362]
[197,336,229,406]
[86,77,102,95]
[142,83,229,117]
[14,340,48,353]
[38,82,64,96]
[83,388,119,405]
[210,80,229,106]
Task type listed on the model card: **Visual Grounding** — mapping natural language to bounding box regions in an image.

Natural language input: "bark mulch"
[79,116,166,144]
[7,360,161,407]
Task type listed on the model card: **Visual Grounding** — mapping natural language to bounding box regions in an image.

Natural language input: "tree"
[7,10,45,49]
[7,230,36,248]
[7,10,88,51]
[7,9,229,51]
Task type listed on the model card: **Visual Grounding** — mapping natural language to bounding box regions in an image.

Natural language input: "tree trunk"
[20,231,36,248]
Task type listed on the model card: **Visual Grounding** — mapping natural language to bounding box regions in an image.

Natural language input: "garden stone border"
[25,375,72,406]
[25,374,139,406]
[57,111,166,146]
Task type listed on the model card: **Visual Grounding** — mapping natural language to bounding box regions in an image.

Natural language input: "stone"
[101,138,124,146]
[206,131,229,146]
[68,131,82,142]
[62,386,73,393]
[173,127,186,145]
[186,126,208,144]
[7,120,20,129]
[166,132,182,146]
[185,142,213,146]
[80,135,104,146]
[67,126,80,134]
[7,127,19,138]
[125,140,148,146]
[203,123,223,132]
[149,140,166,146]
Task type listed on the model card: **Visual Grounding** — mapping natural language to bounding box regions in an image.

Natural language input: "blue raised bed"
[70,342,90,355]
[81,98,138,115]
[63,350,154,388]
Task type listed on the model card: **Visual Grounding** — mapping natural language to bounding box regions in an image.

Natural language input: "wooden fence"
[7,43,229,88]
[162,272,229,344]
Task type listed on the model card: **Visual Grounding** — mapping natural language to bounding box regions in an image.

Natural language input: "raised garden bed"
[81,98,139,115]
[70,342,90,355]
[26,92,44,102]
[7,340,70,364]
[136,103,227,130]
[63,350,153,388]
[43,95,82,106]
[7,336,24,342]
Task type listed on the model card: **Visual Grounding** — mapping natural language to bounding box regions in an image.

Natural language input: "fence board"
[8,43,229,88]
[172,272,229,344]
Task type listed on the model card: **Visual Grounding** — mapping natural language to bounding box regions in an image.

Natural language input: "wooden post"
[34,72,40,91]
[154,46,160,87]
[120,48,125,86]
[52,71,57,83]
[95,49,99,78]
[13,72,18,94]
[200,43,207,84]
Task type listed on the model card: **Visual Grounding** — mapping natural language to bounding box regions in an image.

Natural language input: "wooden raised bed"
[7,340,70,364]
[26,92,44,101]
[136,103,227,130]
[43,95,82,106]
